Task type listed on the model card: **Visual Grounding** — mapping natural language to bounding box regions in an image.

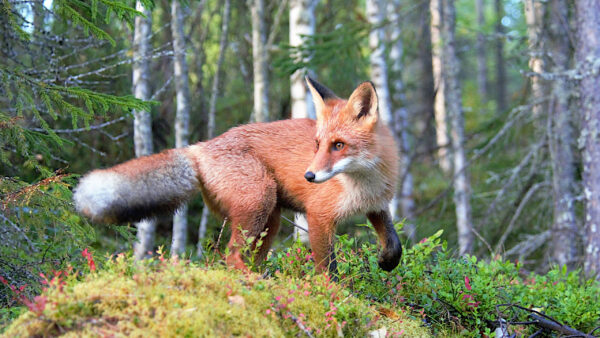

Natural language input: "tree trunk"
[576,0,600,279]
[207,0,231,140]
[249,0,269,122]
[547,0,579,270]
[495,0,507,113]
[417,0,438,160]
[198,0,232,257]
[132,0,156,260]
[290,0,317,120]
[475,0,487,100]
[367,0,393,125]
[388,0,415,241]
[430,0,451,173]
[368,0,397,226]
[440,0,474,255]
[171,0,192,256]
[524,0,547,118]
[290,0,317,243]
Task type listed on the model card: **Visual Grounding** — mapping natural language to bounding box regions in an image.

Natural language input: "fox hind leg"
[224,176,277,271]
[252,207,281,264]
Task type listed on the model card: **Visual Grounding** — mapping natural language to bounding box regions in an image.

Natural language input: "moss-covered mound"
[3,253,430,337]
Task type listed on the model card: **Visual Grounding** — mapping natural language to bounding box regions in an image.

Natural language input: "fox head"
[304,77,382,183]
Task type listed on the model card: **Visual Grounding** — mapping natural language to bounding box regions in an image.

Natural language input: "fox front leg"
[306,214,338,276]
[367,210,402,271]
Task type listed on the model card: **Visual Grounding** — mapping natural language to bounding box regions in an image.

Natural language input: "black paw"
[378,241,402,272]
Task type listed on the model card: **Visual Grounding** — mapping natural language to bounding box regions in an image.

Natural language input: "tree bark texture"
[430,0,451,173]
[547,0,579,270]
[475,0,487,100]
[132,1,156,260]
[416,0,438,159]
[388,0,415,240]
[290,0,317,120]
[576,0,600,279]
[171,0,192,256]
[524,0,547,118]
[367,0,393,126]
[495,0,507,112]
[250,0,269,122]
[436,0,474,255]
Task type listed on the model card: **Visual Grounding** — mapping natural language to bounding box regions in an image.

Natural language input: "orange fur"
[74,78,402,274]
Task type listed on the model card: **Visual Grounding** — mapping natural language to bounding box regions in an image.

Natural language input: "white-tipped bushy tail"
[74,149,199,224]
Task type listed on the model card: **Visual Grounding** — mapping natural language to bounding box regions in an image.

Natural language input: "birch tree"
[290,0,317,243]
[132,0,156,260]
[388,0,415,240]
[430,0,451,172]
[249,0,269,122]
[171,0,192,256]
[198,0,232,256]
[576,0,600,279]
[432,0,474,255]
[367,0,392,126]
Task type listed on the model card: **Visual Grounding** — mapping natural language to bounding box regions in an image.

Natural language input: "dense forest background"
[2,0,600,313]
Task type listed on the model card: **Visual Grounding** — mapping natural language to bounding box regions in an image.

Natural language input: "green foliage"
[0,0,152,310]
[324,230,599,336]
[3,250,430,337]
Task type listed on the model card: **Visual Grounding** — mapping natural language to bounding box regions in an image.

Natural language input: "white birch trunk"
[441,0,473,255]
[250,0,269,122]
[290,0,317,120]
[367,0,392,126]
[132,1,156,260]
[576,0,600,280]
[290,0,317,243]
[198,0,231,257]
[430,0,451,173]
[171,0,192,256]
[387,0,415,241]
[367,0,396,224]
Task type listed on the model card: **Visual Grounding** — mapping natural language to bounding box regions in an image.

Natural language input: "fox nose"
[304,171,315,182]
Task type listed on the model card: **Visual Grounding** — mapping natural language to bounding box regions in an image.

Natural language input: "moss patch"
[4,254,430,337]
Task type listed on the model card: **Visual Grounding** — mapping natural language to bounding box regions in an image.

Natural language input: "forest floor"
[2,253,429,337]
[2,232,599,337]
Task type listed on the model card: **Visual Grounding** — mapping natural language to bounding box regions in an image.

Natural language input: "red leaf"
[464,276,472,291]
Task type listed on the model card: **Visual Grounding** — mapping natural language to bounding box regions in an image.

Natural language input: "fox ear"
[306,76,338,122]
[347,81,378,128]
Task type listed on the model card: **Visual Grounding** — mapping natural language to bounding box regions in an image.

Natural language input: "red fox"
[74,77,402,273]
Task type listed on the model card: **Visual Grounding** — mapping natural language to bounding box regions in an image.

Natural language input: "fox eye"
[333,141,344,151]
[315,140,320,150]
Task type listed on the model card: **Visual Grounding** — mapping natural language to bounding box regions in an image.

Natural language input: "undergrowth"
[2,226,599,337]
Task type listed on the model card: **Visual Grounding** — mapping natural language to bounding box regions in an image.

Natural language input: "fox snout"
[304,171,316,182]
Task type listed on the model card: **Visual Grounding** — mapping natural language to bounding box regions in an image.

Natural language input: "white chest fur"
[335,171,391,219]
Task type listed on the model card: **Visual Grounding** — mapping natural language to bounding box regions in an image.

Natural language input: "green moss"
[4,254,430,337]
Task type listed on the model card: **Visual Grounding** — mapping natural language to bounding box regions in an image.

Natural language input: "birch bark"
[171,0,192,256]
[132,1,156,260]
